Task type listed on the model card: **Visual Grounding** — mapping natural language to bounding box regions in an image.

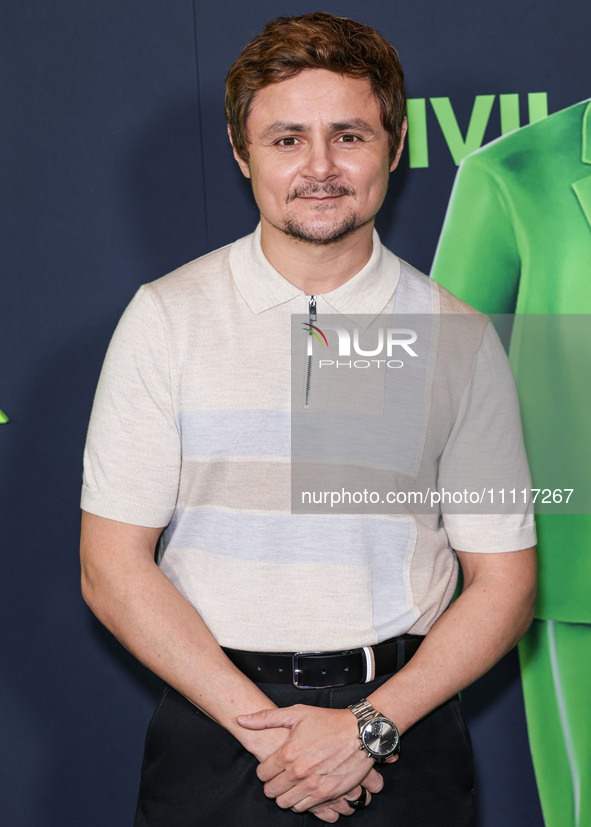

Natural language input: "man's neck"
[259,217,375,294]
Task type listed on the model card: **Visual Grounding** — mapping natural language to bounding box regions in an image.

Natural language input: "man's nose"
[301,140,339,180]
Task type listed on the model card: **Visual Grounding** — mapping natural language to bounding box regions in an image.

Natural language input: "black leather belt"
[223,635,423,689]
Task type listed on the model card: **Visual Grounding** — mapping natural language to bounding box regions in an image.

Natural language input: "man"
[431,98,591,827]
[80,13,536,826]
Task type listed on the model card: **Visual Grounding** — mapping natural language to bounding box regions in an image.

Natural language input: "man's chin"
[282,214,360,245]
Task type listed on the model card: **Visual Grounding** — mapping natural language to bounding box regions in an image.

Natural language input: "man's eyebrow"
[258,121,309,141]
[329,119,377,134]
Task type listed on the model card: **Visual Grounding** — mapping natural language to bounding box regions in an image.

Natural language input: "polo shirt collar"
[230,223,400,321]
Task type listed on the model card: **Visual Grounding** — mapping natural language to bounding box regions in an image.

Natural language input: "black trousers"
[135,674,475,826]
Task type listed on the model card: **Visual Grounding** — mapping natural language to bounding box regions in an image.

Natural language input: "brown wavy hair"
[225,12,406,164]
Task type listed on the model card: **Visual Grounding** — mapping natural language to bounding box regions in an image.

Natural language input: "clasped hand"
[237,704,391,821]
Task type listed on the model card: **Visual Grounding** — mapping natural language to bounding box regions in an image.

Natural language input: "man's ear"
[227,125,251,179]
[389,117,408,172]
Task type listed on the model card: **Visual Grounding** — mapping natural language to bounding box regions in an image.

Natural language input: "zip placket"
[304,295,317,409]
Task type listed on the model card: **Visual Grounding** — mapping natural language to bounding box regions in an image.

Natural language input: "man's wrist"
[366,676,414,736]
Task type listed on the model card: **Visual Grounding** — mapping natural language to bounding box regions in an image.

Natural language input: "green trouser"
[519,619,591,827]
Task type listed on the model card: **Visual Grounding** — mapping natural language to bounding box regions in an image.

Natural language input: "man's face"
[231,69,406,245]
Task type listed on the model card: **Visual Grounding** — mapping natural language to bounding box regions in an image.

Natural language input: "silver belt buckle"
[292,651,324,689]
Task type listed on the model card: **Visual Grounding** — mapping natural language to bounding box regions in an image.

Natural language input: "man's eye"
[338,134,361,143]
[276,137,300,147]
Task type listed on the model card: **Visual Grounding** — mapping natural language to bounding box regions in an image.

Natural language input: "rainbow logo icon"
[302,323,329,346]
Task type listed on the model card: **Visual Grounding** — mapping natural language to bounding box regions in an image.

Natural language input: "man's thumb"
[236,708,289,729]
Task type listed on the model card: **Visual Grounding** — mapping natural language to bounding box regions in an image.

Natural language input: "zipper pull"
[304,296,317,410]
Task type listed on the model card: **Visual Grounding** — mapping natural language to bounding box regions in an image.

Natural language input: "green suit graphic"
[431,99,591,827]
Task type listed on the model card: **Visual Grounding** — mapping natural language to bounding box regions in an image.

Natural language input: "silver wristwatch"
[348,699,400,762]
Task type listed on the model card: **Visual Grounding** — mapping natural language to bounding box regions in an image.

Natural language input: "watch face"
[361,719,399,757]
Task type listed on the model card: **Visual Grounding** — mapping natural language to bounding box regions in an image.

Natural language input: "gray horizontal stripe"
[178,410,290,459]
[164,507,412,566]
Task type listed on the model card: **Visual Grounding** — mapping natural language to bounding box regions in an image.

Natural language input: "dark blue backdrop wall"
[2,2,589,825]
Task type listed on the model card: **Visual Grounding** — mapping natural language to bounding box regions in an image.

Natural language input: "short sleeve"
[81,285,180,527]
[439,322,537,552]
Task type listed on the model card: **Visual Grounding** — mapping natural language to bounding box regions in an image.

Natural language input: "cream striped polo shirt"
[81,226,536,652]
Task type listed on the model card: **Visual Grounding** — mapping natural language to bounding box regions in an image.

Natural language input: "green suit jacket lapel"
[572,100,591,229]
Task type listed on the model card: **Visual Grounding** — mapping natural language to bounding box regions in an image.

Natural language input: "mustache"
[286,182,355,202]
